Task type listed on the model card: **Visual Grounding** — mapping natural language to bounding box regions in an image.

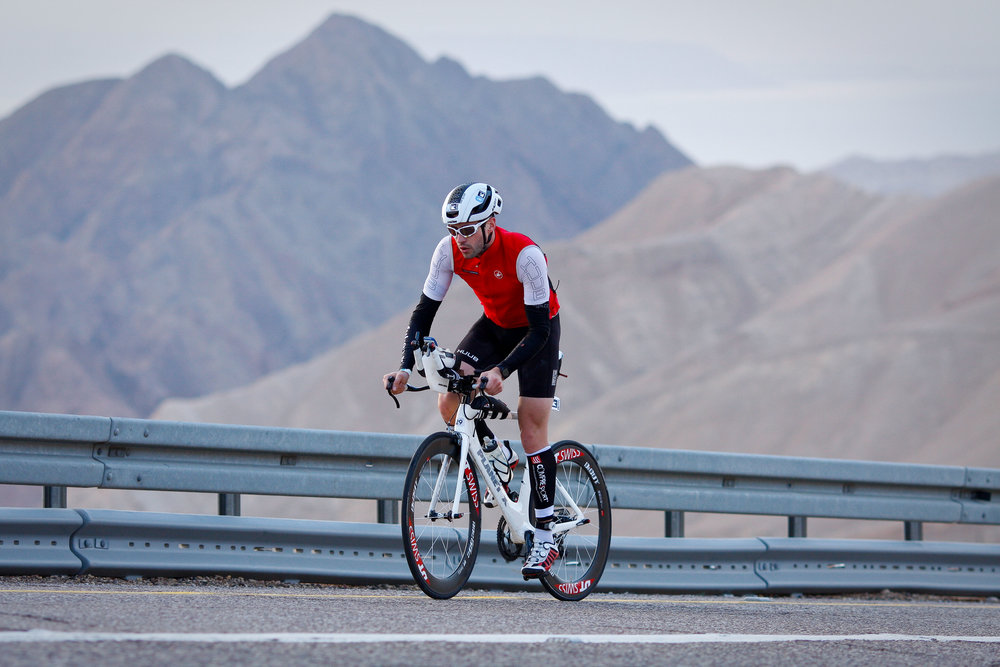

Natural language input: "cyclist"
[383,182,562,578]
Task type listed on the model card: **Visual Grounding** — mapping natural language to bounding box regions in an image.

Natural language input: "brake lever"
[386,375,431,409]
[473,371,488,393]
[386,375,401,409]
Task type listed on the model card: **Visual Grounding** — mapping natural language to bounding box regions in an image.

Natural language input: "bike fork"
[449,433,472,520]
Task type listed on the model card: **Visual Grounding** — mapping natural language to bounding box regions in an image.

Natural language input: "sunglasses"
[447,218,491,238]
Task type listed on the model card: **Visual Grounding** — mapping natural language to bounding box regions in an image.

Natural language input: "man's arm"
[398,293,442,372]
[398,236,453,369]
[487,244,554,379]
[384,237,453,394]
[493,303,551,380]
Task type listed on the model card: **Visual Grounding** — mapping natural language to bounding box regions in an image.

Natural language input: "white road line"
[1,631,999,644]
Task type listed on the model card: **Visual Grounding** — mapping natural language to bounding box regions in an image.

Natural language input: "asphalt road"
[1,577,999,665]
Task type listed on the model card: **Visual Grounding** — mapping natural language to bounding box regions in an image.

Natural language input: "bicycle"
[387,334,612,601]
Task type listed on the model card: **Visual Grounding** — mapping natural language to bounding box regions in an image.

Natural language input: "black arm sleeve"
[495,303,551,379]
[399,293,442,370]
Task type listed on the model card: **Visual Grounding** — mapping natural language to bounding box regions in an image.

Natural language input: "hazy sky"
[2,0,998,170]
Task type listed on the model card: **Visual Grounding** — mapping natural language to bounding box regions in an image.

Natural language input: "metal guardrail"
[2,410,998,536]
[1,409,999,594]
[1,509,997,595]
[0,411,412,500]
[589,444,999,538]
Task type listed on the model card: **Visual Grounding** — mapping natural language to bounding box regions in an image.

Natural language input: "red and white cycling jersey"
[422,226,559,328]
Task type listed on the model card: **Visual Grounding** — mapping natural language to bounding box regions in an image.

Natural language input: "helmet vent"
[441,182,501,225]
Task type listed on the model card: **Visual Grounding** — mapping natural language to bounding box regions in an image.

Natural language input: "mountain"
[151,166,1000,540]
[0,14,690,417]
[825,149,1000,197]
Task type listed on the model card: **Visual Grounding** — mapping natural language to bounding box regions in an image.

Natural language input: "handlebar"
[385,371,489,409]
[386,333,491,409]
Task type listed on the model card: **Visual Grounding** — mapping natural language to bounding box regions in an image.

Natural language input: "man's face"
[448,217,494,258]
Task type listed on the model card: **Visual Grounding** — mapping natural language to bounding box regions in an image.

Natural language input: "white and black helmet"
[441,182,502,226]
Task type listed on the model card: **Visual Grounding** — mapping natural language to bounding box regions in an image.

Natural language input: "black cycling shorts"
[455,314,561,399]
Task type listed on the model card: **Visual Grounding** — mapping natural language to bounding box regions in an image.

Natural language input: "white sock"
[535,510,554,544]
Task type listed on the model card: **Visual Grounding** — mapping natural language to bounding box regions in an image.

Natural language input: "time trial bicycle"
[387,334,611,601]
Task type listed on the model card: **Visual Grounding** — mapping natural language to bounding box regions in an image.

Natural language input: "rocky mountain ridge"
[825,149,1000,197]
[0,13,689,417]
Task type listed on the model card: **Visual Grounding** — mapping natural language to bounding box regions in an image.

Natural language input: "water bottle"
[482,436,517,484]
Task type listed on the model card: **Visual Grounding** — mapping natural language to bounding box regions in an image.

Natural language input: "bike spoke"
[402,434,481,599]
[539,441,611,601]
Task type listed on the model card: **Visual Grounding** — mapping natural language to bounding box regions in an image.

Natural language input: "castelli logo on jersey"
[556,578,593,595]
[556,448,583,463]
[494,270,503,279]
[408,524,429,581]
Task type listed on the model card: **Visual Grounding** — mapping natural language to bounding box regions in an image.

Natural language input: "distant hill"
[0,13,690,417]
[825,149,1000,197]
[152,166,1000,540]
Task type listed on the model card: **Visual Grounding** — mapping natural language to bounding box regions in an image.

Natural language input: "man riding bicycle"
[383,182,562,578]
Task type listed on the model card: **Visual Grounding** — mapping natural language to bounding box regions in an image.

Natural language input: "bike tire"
[538,440,612,601]
[401,432,482,599]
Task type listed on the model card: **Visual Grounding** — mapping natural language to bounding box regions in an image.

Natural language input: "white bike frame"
[432,401,589,546]
[412,337,587,545]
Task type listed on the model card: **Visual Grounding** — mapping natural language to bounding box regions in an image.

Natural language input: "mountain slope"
[559,174,1000,465]
[151,167,1000,539]
[156,168,1000,471]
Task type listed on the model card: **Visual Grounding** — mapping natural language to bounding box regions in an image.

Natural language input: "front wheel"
[401,432,482,599]
[539,440,612,601]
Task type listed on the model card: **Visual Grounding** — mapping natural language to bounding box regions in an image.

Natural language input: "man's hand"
[479,367,504,396]
[383,370,410,395]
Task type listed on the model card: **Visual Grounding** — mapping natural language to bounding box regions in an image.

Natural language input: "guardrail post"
[904,521,923,541]
[788,516,807,537]
[43,486,67,509]
[377,500,398,524]
[665,510,684,537]
[218,493,241,516]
